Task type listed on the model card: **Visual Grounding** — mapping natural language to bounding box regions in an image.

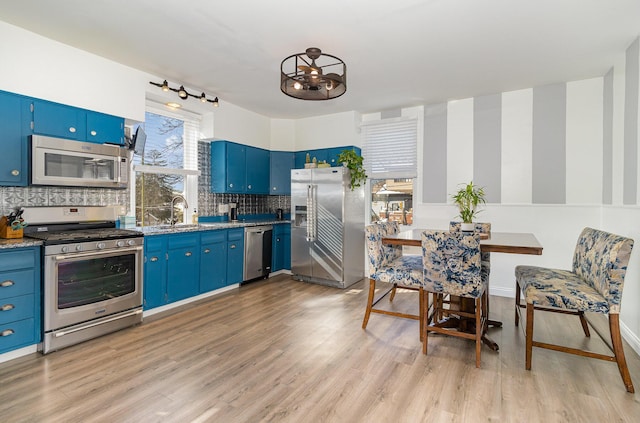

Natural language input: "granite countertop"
[0,238,43,249]
[134,219,291,236]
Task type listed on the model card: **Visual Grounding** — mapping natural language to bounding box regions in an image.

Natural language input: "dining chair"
[421,230,486,367]
[515,227,635,392]
[448,222,491,323]
[363,221,424,338]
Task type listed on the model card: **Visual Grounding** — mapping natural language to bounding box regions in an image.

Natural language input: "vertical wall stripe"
[624,37,639,205]
[566,78,603,204]
[423,103,448,202]
[501,88,533,204]
[473,94,501,202]
[532,83,566,204]
[447,98,474,201]
[603,68,614,204]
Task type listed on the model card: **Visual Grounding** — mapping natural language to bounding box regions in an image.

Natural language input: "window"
[362,117,417,226]
[132,107,200,226]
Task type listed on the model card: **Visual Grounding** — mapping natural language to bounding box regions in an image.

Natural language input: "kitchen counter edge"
[0,238,43,249]
[134,220,292,236]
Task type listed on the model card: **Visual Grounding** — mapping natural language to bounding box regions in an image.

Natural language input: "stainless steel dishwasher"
[243,225,273,282]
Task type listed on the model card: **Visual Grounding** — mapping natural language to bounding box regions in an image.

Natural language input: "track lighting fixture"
[150,80,220,107]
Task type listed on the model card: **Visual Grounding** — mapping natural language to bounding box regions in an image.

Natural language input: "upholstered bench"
[515,227,635,393]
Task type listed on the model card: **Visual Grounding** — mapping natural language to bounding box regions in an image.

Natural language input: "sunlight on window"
[370,178,413,226]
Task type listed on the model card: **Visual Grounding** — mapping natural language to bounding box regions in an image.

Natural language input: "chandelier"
[280,47,347,100]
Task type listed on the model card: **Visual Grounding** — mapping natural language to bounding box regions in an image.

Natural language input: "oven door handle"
[53,245,143,261]
[53,308,143,338]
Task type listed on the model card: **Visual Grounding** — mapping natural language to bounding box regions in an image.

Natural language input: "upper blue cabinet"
[30,99,124,145]
[270,151,294,195]
[0,91,29,186]
[211,141,270,194]
[294,146,361,169]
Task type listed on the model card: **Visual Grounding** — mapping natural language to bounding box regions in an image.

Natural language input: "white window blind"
[362,118,417,179]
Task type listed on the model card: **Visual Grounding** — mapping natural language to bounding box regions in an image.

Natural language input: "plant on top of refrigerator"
[338,149,367,190]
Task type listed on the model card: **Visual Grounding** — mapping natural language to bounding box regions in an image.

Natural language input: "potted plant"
[338,149,367,190]
[451,181,486,231]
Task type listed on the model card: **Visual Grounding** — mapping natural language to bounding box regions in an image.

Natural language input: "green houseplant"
[338,149,367,190]
[451,181,486,230]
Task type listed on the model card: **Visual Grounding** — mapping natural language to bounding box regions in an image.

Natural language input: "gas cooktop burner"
[27,228,143,244]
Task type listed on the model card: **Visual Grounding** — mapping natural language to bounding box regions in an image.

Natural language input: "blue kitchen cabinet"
[269,151,294,195]
[282,224,291,269]
[0,247,41,355]
[30,98,124,145]
[246,146,270,193]
[200,231,227,292]
[211,141,270,194]
[167,233,200,303]
[0,91,29,186]
[86,111,125,145]
[143,235,168,309]
[31,99,85,140]
[294,151,308,169]
[226,228,244,285]
[271,223,291,271]
[310,148,328,165]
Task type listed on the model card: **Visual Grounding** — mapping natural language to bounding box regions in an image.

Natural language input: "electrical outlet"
[218,204,229,213]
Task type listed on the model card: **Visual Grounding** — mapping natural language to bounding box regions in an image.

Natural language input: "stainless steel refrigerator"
[291,167,364,288]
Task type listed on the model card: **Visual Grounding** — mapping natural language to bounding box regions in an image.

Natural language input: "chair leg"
[578,312,591,337]
[362,278,376,329]
[475,297,482,368]
[525,303,534,370]
[515,281,521,327]
[422,289,429,355]
[389,283,398,302]
[609,313,635,393]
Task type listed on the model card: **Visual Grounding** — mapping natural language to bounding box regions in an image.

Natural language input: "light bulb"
[178,86,188,99]
[212,97,219,107]
[293,81,302,90]
[161,80,169,92]
[200,93,207,103]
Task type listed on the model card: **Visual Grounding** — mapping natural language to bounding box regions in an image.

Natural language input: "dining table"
[382,229,543,351]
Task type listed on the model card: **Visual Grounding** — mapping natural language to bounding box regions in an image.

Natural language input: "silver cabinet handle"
[150,256,158,262]
[1,304,14,312]
[248,184,252,189]
[230,244,236,249]
[90,130,97,136]
[204,248,211,254]
[11,170,19,176]
[185,251,192,257]
[69,127,76,133]
[229,183,234,188]
[0,280,14,288]
[1,329,14,337]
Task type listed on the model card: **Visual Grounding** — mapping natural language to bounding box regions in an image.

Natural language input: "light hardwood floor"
[2,274,640,422]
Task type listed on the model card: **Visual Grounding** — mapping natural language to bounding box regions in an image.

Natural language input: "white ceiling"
[1,0,639,119]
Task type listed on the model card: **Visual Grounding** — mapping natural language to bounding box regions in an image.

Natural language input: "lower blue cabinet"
[0,247,41,355]
[200,231,227,292]
[143,229,245,310]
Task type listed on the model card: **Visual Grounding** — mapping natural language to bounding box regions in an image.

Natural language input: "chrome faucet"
[170,195,189,226]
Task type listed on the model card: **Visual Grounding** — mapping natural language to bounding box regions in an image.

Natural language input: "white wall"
[0,21,147,121]
[212,101,270,149]
[270,119,296,150]
[294,111,360,150]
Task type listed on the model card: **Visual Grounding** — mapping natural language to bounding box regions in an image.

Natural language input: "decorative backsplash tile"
[0,186,130,216]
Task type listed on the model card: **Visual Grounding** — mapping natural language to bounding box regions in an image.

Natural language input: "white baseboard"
[143,284,239,318]
[0,344,38,364]
[621,320,640,357]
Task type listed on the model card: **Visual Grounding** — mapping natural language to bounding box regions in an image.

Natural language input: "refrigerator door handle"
[307,184,316,242]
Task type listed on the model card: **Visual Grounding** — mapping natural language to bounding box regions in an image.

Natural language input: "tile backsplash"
[0,186,130,216]
[197,141,290,217]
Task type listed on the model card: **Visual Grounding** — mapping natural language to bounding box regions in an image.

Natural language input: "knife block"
[0,217,23,239]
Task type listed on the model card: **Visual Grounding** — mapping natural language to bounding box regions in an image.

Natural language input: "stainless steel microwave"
[31,135,130,189]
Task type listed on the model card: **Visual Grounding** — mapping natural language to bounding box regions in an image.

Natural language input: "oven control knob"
[61,246,69,253]
[127,240,136,246]
[96,242,106,250]
[75,245,83,252]
[117,240,125,247]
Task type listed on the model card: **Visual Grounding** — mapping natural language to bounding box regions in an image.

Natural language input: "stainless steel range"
[22,206,143,354]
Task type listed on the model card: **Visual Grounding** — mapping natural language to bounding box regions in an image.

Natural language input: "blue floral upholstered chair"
[421,230,486,367]
[515,227,635,392]
[363,221,424,339]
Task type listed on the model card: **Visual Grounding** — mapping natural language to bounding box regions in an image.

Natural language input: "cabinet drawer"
[0,294,34,325]
[227,228,244,241]
[0,269,36,299]
[167,233,199,250]
[201,231,226,244]
[0,317,36,353]
[145,235,167,253]
[0,249,37,272]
